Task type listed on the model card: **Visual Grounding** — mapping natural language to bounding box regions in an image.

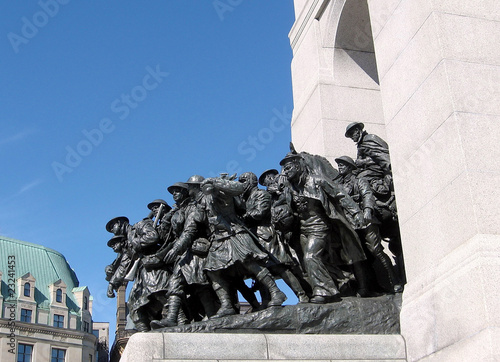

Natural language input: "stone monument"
[107,146,406,361]
[289,0,500,360]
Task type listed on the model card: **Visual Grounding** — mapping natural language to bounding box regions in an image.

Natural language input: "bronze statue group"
[104,122,405,332]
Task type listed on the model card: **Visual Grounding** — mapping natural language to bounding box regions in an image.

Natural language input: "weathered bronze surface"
[105,134,405,334]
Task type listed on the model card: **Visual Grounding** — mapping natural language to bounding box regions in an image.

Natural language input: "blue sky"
[1,1,296,337]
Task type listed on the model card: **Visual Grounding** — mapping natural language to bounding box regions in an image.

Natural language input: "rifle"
[153,203,164,228]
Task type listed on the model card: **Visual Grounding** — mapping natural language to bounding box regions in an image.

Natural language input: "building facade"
[289,0,500,360]
[0,236,108,362]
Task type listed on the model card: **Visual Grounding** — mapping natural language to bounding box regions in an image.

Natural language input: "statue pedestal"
[120,296,405,361]
[121,332,407,361]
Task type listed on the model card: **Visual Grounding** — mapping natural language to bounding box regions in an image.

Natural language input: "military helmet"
[167,182,189,194]
[279,153,303,166]
[345,122,365,137]
[105,216,129,233]
[335,155,357,169]
[147,199,171,211]
[258,169,279,186]
[186,175,205,184]
[107,235,125,247]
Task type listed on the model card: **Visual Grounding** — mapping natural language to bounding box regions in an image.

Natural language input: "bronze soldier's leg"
[234,279,261,311]
[207,271,237,318]
[150,295,182,329]
[244,262,287,307]
[279,269,309,303]
[194,285,219,318]
[134,308,151,332]
[363,224,402,294]
[150,268,186,329]
[301,233,341,303]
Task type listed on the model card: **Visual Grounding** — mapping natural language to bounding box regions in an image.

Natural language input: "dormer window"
[56,288,63,303]
[83,296,88,310]
[23,282,30,297]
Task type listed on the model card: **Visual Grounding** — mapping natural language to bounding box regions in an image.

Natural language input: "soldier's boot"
[177,306,188,325]
[256,269,287,307]
[211,283,236,319]
[197,287,219,318]
[280,269,309,303]
[374,249,403,293]
[237,280,262,311]
[134,320,150,332]
[150,295,181,329]
[353,262,378,298]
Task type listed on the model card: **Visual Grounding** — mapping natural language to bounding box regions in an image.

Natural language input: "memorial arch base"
[289,0,500,361]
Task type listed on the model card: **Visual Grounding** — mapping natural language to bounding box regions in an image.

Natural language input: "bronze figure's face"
[110,221,122,235]
[282,160,301,181]
[338,162,350,176]
[187,183,200,198]
[348,128,362,142]
[111,241,123,252]
[172,187,188,203]
[263,173,276,186]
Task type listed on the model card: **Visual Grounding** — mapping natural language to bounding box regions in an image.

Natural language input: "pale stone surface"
[378,13,443,122]
[293,0,309,19]
[298,119,328,156]
[432,0,500,23]
[454,112,500,173]
[468,171,500,235]
[321,84,384,124]
[290,20,321,105]
[369,0,403,38]
[385,61,454,161]
[120,332,164,361]
[437,13,500,66]
[266,334,406,360]
[333,49,380,90]
[398,171,476,279]
[162,333,269,360]
[156,360,407,362]
[421,327,500,361]
[391,113,467,226]
[446,61,500,116]
[401,234,500,361]
[372,0,433,79]
[122,333,406,361]
[291,87,322,150]
[290,2,500,361]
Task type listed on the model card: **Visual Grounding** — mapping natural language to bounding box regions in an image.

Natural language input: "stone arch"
[289,0,387,161]
[322,0,386,148]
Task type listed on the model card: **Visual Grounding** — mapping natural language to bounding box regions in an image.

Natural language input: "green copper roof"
[0,236,82,314]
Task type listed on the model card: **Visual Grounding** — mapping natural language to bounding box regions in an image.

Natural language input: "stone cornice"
[289,0,330,50]
[0,318,96,342]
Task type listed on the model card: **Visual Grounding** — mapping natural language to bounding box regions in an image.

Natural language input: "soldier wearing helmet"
[335,156,403,294]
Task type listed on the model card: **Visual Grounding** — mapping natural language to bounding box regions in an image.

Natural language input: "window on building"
[83,295,88,310]
[51,348,65,362]
[84,321,90,332]
[23,282,30,297]
[89,354,93,362]
[56,288,63,303]
[53,314,64,328]
[20,309,32,323]
[17,343,33,362]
